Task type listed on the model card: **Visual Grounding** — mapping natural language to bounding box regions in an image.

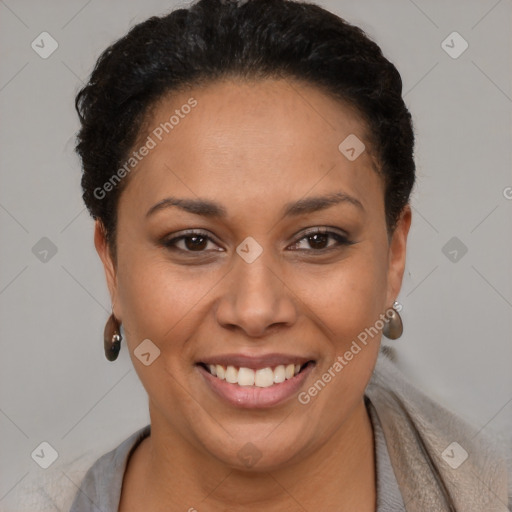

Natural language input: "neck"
[121,399,376,512]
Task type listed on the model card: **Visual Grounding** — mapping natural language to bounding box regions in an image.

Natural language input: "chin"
[193,420,313,472]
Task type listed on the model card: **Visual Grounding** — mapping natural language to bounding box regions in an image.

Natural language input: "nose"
[214,249,298,338]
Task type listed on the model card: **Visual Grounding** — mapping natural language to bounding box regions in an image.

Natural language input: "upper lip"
[197,353,315,369]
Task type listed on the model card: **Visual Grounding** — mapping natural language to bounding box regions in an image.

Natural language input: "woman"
[69,0,511,510]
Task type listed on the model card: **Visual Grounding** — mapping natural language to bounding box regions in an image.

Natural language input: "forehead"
[120,78,383,218]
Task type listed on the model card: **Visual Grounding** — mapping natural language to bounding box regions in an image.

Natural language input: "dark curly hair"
[75,0,415,263]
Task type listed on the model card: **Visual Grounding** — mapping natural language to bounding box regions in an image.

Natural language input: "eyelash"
[162,228,355,255]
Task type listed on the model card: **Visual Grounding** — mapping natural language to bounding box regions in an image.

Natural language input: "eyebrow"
[145,191,365,219]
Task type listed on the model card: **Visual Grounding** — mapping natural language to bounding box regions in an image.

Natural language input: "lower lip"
[196,363,315,409]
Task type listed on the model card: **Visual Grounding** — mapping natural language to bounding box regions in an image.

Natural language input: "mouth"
[195,356,316,408]
[196,360,315,387]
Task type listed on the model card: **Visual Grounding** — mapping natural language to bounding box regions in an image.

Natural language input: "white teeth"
[205,362,305,386]
[237,367,255,386]
[216,364,225,380]
[254,368,274,387]
[273,365,286,383]
[225,365,238,384]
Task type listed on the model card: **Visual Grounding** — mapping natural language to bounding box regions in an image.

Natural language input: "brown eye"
[307,233,330,250]
[163,231,221,253]
[289,229,353,252]
[183,235,208,251]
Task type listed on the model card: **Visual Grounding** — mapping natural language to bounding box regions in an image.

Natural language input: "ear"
[94,220,119,316]
[385,204,412,308]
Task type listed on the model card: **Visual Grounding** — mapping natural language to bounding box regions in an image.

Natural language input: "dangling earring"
[382,301,403,340]
[104,309,122,361]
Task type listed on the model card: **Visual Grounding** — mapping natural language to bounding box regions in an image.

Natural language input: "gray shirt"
[69,399,405,511]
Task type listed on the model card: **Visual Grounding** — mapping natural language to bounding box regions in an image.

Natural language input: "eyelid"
[162,229,223,250]
[288,227,354,251]
[162,226,354,254]
[293,226,350,240]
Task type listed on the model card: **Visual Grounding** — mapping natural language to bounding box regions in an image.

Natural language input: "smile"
[199,362,312,387]
[196,360,316,408]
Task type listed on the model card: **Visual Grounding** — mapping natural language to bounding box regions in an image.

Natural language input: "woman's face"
[96,78,410,470]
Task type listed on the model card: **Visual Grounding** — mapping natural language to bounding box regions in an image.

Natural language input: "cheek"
[294,248,387,430]
[294,247,388,346]
[117,235,389,349]
[114,253,207,405]
[116,249,220,351]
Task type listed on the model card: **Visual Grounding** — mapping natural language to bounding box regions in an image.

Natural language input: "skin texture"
[95,78,412,511]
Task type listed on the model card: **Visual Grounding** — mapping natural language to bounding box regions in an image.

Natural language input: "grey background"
[0,0,511,510]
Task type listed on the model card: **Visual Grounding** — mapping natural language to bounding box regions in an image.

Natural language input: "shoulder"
[9,425,151,512]
[68,424,151,512]
[366,348,512,510]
